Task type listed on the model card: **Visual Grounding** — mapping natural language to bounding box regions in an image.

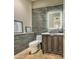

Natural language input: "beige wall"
[32,0,63,9]
[14,0,32,32]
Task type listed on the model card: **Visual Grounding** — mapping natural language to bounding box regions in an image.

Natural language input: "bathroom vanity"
[42,33,64,55]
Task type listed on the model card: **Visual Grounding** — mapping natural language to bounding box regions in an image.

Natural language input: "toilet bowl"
[29,35,42,53]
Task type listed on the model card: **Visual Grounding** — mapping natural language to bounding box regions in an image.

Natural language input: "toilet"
[29,35,42,54]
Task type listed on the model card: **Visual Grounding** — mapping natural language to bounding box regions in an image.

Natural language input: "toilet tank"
[36,35,42,42]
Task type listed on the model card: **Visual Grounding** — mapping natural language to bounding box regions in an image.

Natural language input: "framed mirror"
[47,11,62,30]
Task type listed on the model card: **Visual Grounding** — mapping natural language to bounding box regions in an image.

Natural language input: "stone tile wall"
[32,5,63,34]
[14,33,36,55]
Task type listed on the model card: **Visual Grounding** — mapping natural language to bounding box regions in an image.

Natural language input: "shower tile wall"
[32,5,63,34]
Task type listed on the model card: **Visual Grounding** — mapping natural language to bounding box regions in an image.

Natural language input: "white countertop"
[14,32,34,35]
[41,32,64,35]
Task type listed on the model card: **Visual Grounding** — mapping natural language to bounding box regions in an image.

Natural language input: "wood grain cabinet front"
[42,34,64,55]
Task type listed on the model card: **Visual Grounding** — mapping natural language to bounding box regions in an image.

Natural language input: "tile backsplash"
[14,33,35,55]
[32,5,64,34]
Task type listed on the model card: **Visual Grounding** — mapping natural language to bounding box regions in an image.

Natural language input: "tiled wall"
[32,5,63,34]
[14,33,35,55]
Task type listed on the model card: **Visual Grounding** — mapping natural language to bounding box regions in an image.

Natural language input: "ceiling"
[32,0,63,9]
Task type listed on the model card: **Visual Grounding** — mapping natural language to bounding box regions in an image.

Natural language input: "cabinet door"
[53,35,59,52]
[48,36,52,52]
[51,36,54,51]
[58,35,63,53]
[42,35,48,52]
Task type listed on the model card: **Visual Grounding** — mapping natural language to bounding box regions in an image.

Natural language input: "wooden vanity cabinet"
[42,34,63,55]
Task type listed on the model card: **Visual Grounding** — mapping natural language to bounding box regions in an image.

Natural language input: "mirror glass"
[47,11,62,30]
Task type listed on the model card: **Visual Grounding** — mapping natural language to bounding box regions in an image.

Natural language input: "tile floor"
[14,48,63,59]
